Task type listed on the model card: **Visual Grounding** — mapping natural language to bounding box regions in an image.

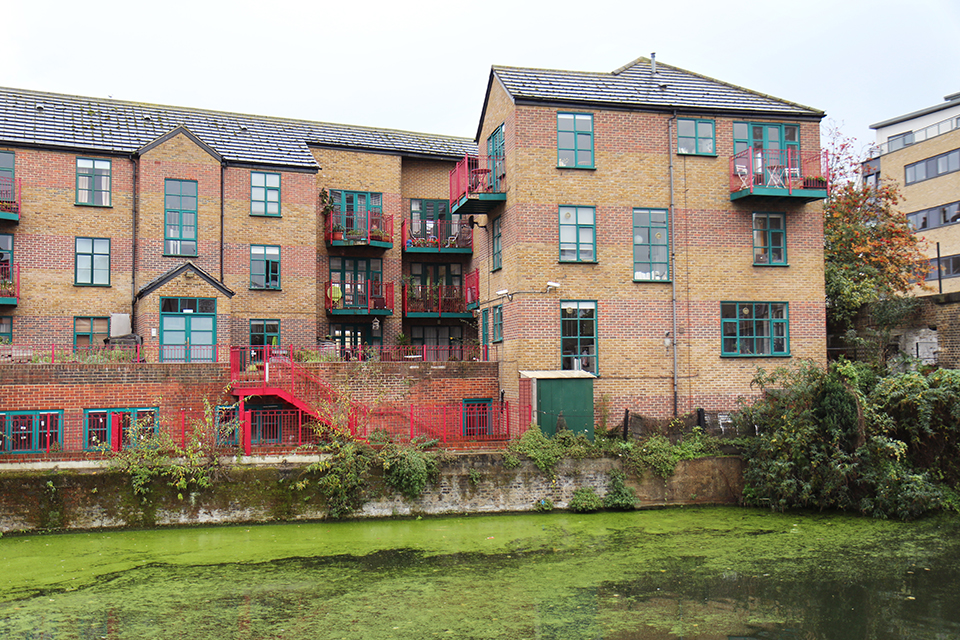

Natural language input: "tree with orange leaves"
[824,179,929,331]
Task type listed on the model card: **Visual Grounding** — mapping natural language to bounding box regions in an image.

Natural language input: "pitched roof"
[0,87,476,169]
[136,262,235,300]
[490,57,823,120]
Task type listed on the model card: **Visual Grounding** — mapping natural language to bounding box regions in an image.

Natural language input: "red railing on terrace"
[401,218,472,250]
[729,148,829,195]
[325,280,394,313]
[325,209,393,245]
[465,269,479,308]
[449,154,504,208]
[403,284,469,316]
[0,177,21,216]
[291,343,494,362]
[0,343,143,363]
[0,263,19,301]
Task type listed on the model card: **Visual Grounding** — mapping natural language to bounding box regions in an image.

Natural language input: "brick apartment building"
[0,56,828,457]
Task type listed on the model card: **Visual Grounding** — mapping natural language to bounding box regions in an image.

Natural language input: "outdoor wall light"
[496,289,509,296]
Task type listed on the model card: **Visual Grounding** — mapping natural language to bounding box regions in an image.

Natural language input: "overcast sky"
[7,0,960,156]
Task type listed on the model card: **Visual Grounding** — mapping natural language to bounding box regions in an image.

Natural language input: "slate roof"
[136,262,235,300]
[491,57,824,119]
[0,87,476,169]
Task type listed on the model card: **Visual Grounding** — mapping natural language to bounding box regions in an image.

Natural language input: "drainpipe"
[220,161,226,282]
[131,154,140,334]
[667,112,679,417]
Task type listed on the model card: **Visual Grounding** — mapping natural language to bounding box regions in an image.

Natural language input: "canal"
[1,506,958,639]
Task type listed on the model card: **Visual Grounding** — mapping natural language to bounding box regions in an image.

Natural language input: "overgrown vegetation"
[735,360,960,520]
[568,487,603,512]
[105,397,236,500]
[602,470,638,510]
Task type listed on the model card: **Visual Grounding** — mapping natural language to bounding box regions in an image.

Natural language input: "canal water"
[1,506,958,639]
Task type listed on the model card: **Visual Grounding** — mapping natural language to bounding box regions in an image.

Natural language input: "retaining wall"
[0,454,744,533]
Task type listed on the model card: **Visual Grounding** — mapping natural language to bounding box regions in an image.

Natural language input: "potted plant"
[345,228,365,242]
[331,224,344,241]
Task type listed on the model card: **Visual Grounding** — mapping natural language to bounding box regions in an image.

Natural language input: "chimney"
[651,52,657,74]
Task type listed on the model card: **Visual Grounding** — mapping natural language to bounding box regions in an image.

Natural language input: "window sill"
[250,287,282,292]
[491,266,502,273]
[75,202,113,208]
[74,283,111,287]
[556,165,596,171]
[633,278,671,283]
[250,213,282,218]
[721,353,792,358]
[677,152,718,158]
[753,263,790,267]
[559,260,598,265]
[163,254,198,258]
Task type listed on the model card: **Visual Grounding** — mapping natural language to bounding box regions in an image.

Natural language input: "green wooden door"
[536,378,594,440]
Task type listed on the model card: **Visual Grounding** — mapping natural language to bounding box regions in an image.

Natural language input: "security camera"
[496,289,509,296]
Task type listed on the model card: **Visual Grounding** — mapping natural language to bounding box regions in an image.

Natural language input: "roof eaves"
[136,261,235,300]
[870,98,960,130]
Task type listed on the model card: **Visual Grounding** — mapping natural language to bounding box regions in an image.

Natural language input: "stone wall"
[0,455,744,533]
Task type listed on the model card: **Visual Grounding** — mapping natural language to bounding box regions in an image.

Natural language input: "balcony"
[0,263,19,305]
[465,269,479,310]
[449,154,506,215]
[403,284,473,318]
[402,218,472,254]
[730,148,829,203]
[325,211,393,248]
[0,177,20,223]
[325,280,394,316]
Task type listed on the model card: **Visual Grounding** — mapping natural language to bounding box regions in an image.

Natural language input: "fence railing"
[0,177,21,217]
[729,148,829,195]
[869,112,960,157]
[325,280,394,313]
[0,263,19,301]
[325,209,393,245]
[401,218,472,251]
[464,268,479,308]
[403,284,470,316]
[449,153,505,208]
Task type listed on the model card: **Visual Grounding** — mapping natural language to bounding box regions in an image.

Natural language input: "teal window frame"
[83,408,158,451]
[250,244,281,290]
[491,216,502,270]
[75,237,110,286]
[164,179,198,256]
[753,213,787,265]
[481,308,489,346]
[733,122,800,176]
[559,205,596,263]
[250,319,280,347]
[557,112,594,168]
[492,304,503,343]
[329,257,383,310]
[331,189,383,232]
[561,300,598,374]
[1,411,62,454]
[0,151,13,187]
[0,316,11,342]
[462,398,493,437]
[677,118,716,156]
[632,208,669,281]
[486,123,505,191]
[721,302,790,357]
[251,171,281,216]
[76,158,112,206]
[159,297,217,363]
[74,317,109,347]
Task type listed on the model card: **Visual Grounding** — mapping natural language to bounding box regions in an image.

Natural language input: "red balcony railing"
[465,269,479,308]
[285,343,495,363]
[325,280,393,313]
[401,218,473,251]
[403,284,470,316]
[449,154,505,208]
[0,177,20,218]
[325,209,393,245]
[0,263,19,302]
[730,148,829,196]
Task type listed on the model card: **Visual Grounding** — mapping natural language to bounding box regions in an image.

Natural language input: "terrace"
[325,280,394,316]
[449,154,506,215]
[0,263,19,305]
[403,284,475,318]
[325,210,393,248]
[402,218,472,253]
[0,177,20,223]
[729,148,829,203]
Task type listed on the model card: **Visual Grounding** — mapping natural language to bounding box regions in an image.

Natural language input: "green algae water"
[2,507,959,639]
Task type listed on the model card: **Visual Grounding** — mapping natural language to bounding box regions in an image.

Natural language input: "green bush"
[602,470,637,510]
[568,487,603,513]
[533,497,554,512]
